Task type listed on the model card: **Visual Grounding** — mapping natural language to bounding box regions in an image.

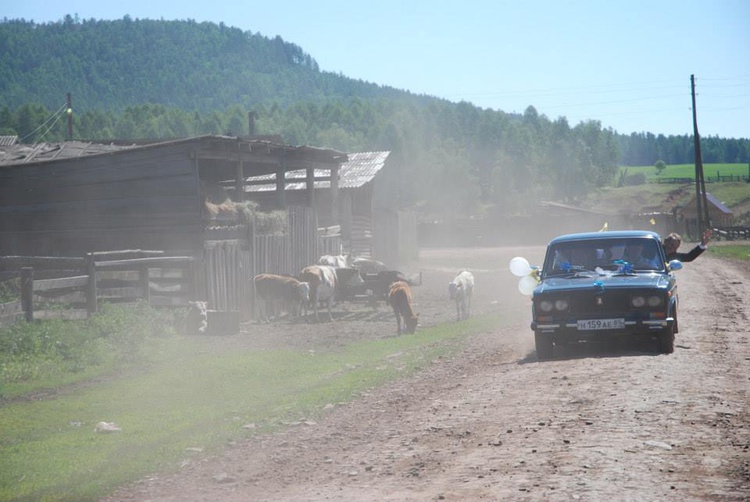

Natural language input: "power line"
[19,102,67,142]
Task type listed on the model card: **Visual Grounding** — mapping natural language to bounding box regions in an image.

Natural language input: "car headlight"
[631,296,646,308]
[539,300,554,312]
[647,295,663,307]
[555,299,568,311]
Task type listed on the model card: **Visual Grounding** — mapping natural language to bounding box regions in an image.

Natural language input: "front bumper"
[531,317,675,340]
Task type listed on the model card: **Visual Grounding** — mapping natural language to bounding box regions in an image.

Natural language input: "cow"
[253,274,310,322]
[333,266,365,300]
[352,257,389,275]
[318,254,352,268]
[299,265,337,321]
[388,281,419,335]
[449,270,474,321]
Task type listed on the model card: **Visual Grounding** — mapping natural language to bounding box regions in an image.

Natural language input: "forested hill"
[0,15,411,112]
[1,17,748,219]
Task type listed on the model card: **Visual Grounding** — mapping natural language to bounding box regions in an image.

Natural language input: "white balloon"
[518,275,538,296]
[509,256,532,277]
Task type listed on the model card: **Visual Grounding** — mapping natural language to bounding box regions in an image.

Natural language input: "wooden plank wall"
[350,215,373,258]
[0,142,202,256]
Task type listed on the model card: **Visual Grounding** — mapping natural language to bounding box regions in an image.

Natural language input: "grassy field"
[619,163,749,182]
[0,305,500,501]
[586,163,750,216]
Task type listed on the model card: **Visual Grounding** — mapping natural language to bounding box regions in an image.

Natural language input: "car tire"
[535,332,554,361]
[657,326,675,354]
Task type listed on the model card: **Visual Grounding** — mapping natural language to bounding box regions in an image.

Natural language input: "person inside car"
[623,242,660,269]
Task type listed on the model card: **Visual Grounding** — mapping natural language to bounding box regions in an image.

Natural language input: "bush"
[617,170,647,186]
[0,301,177,387]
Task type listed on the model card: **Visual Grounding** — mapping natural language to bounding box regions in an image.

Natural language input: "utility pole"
[66,92,73,141]
[690,75,710,236]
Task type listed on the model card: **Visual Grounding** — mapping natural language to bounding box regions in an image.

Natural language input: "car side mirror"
[668,260,683,271]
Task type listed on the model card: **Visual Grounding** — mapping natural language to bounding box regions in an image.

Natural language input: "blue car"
[530,231,683,360]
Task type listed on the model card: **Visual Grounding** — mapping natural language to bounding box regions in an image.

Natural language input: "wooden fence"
[0,250,194,327]
[714,226,750,240]
[656,175,749,184]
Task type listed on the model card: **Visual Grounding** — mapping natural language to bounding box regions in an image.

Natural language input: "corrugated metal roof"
[246,151,389,192]
[0,136,18,146]
[705,192,733,214]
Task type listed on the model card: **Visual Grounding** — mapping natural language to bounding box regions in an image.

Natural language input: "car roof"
[548,230,662,245]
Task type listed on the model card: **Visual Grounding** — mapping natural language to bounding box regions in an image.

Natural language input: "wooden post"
[306,163,315,208]
[276,162,286,208]
[330,164,339,227]
[139,264,150,304]
[189,255,200,301]
[21,267,34,322]
[85,253,98,315]
[235,159,245,202]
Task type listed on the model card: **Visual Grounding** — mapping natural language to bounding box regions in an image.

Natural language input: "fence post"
[139,264,150,304]
[21,267,34,322]
[85,253,98,315]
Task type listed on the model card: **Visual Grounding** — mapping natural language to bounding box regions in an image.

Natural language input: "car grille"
[559,291,635,315]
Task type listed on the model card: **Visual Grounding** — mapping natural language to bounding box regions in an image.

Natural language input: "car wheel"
[656,326,675,354]
[535,332,554,361]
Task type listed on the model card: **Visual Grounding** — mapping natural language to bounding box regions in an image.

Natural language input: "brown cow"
[253,274,310,322]
[388,281,419,334]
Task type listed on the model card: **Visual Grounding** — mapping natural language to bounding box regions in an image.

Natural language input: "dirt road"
[104,247,749,501]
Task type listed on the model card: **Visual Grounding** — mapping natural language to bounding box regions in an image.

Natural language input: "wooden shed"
[242,151,392,258]
[679,192,734,227]
[0,135,347,257]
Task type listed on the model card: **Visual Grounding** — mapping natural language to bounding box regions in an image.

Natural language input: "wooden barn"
[678,192,734,237]
[0,135,346,256]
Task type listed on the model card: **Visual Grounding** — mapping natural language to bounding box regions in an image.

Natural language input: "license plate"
[577,318,625,330]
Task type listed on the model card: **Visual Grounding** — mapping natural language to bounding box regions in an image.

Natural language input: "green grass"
[0,312,502,501]
[619,163,749,182]
[709,244,750,261]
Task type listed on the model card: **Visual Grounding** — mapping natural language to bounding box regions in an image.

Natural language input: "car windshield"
[543,238,665,277]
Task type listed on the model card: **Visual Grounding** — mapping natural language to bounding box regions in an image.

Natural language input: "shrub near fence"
[0,250,194,327]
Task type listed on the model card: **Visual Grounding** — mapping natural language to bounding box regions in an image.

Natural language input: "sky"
[4,0,750,139]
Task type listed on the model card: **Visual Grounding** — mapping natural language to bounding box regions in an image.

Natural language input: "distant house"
[679,192,734,228]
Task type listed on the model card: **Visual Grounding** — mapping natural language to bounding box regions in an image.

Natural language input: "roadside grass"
[709,244,750,261]
[0,307,502,502]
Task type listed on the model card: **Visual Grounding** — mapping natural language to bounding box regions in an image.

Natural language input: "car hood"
[537,273,671,294]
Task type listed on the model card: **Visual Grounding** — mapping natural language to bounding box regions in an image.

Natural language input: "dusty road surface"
[104,246,749,501]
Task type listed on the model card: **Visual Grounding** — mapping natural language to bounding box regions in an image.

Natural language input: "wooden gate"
[201,206,324,321]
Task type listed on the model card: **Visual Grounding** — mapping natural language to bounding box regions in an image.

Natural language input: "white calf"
[318,254,351,268]
[448,270,474,321]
